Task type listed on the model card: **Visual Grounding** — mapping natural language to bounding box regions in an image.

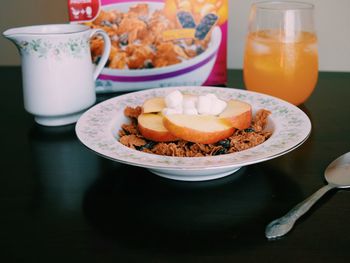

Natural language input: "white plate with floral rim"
[75,86,311,181]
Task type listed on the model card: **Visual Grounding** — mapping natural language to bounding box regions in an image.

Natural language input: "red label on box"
[68,0,100,22]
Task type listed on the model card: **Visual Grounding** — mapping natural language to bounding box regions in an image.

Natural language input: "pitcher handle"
[89,29,111,81]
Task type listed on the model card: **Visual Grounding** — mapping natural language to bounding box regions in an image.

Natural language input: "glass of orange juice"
[243,1,318,105]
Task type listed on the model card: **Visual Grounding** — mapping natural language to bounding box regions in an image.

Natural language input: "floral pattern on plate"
[76,86,311,181]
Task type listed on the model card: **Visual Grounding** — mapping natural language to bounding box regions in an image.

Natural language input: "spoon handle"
[265,184,335,240]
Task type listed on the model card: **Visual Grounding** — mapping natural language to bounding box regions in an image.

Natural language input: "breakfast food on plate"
[219,99,252,130]
[118,91,272,157]
[138,113,179,142]
[162,114,235,144]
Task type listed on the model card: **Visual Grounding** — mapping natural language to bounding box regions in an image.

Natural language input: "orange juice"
[243,30,318,105]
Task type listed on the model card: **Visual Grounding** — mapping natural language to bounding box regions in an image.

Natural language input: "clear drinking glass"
[243,1,318,105]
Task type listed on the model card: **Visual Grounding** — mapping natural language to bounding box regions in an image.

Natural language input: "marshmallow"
[206,93,217,101]
[163,90,227,116]
[210,98,227,115]
[165,90,183,108]
[162,106,183,115]
[197,94,213,115]
[183,107,198,115]
[182,98,196,109]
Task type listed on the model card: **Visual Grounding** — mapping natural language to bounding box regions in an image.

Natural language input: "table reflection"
[82,162,302,250]
[27,121,304,250]
[28,124,99,212]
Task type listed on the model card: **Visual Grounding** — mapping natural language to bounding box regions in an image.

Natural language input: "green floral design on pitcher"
[18,38,89,59]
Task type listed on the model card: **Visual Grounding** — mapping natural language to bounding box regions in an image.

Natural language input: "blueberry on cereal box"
[119,33,129,46]
[195,13,218,40]
[177,11,196,28]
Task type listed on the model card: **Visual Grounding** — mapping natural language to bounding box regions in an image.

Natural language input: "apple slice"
[138,113,178,142]
[219,99,252,130]
[163,114,235,144]
[142,97,166,113]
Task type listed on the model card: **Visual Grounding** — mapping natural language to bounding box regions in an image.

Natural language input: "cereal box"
[68,0,228,93]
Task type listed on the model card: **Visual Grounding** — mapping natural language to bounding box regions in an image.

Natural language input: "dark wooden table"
[1,66,350,262]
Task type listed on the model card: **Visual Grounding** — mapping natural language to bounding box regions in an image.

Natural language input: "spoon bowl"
[266,152,350,240]
[325,152,350,187]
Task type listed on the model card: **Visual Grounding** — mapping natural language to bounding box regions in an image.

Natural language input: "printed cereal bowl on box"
[70,0,226,92]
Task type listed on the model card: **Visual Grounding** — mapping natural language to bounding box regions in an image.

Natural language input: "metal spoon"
[266,152,350,240]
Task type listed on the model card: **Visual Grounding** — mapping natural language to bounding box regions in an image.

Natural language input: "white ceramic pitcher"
[3,24,111,126]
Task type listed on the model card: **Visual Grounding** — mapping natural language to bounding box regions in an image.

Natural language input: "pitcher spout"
[3,28,22,42]
[2,27,32,51]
